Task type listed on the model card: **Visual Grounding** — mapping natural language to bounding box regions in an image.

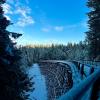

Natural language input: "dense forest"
[0,0,100,100]
[20,41,88,67]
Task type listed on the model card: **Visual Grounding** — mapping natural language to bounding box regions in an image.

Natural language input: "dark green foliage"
[21,42,88,65]
[86,0,100,60]
[0,0,33,100]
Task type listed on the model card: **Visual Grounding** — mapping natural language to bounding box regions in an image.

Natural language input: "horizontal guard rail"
[58,68,100,100]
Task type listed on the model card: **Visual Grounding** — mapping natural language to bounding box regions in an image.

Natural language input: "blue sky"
[4,0,88,45]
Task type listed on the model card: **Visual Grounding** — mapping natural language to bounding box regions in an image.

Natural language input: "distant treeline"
[20,41,89,66]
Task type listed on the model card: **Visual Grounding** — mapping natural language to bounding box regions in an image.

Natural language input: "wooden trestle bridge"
[38,60,100,100]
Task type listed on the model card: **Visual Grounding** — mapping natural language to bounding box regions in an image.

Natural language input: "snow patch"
[28,64,47,100]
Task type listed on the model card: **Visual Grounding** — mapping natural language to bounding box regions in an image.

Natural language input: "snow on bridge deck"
[28,64,47,100]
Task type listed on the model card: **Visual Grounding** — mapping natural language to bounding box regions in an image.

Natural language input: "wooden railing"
[58,60,100,100]
[73,60,100,66]
[58,68,100,100]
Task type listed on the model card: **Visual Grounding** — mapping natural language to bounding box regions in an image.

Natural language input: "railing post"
[90,77,100,100]
[78,62,80,70]
[90,67,94,75]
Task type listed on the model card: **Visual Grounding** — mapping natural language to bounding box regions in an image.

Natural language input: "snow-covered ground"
[28,64,47,100]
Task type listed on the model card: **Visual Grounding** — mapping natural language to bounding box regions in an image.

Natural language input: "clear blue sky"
[5,0,89,45]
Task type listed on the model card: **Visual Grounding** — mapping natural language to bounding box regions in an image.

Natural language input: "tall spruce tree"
[86,0,100,60]
[0,0,33,100]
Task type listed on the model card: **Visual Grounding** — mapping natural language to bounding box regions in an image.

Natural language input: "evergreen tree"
[86,0,100,60]
[0,0,33,100]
